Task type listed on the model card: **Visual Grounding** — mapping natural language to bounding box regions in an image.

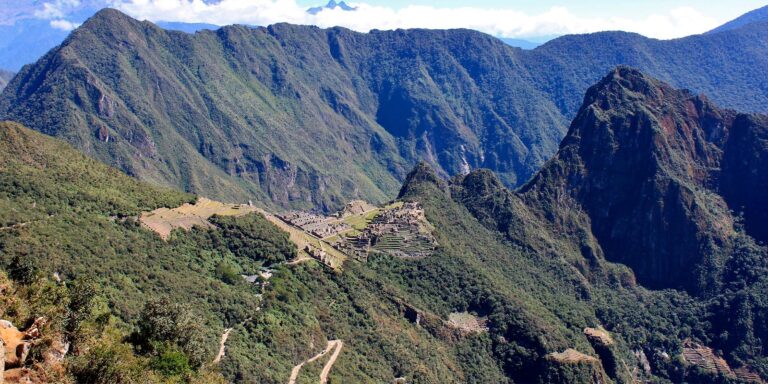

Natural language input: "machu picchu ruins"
[278,211,351,239]
[274,200,437,267]
[332,201,437,261]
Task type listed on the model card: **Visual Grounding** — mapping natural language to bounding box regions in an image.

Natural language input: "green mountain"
[0,121,485,383]
[0,121,637,383]
[3,9,768,211]
[4,65,768,383]
[450,68,768,382]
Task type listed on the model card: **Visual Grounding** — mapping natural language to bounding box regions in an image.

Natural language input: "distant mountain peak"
[307,0,357,15]
[79,7,141,32]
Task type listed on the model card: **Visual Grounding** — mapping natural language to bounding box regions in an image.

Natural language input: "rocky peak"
[77,8,142,33]
[397,162,447,200]
[569,66,734,188]
[452,169,505,198]
[523,67,745,291]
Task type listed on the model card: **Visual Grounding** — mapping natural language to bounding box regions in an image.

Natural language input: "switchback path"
[288,340,343,384]
[319,340,343,384]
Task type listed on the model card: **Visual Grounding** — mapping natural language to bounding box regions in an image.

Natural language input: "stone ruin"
[304,244,334,267]
[278,201,437,265]
[336,200,376,218]
[334,202,437,261]
[279,211,351,239]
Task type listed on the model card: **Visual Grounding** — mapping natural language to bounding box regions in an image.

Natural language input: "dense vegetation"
[4,58,768,382]
[446,69,768,382]
[0,122,283,381]
[2,9,768,211]
[0,122,536,383]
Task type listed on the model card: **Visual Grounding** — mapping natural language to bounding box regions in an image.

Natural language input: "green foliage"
[208,213,296,266]
[216,261,242,285]
[7,253,38,285]
[70,342,149,384]
[150,343,193,378]
[0,121,194,220]
[135,298,209,368]
[65,277,100,350]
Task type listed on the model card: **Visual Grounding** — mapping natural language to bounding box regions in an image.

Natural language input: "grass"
[140,198,257,239]
[340,208,381,231]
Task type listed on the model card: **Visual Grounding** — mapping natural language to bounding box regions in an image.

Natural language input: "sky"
[1,0,766,39]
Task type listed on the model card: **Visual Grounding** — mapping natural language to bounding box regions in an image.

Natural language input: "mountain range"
[2,4,768,383]
[2,66,768,383]
[2,9,768,212]
[307,0,358,15]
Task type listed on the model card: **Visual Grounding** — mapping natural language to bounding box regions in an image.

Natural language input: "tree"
[135,298,209,368]
[8,253,38,285]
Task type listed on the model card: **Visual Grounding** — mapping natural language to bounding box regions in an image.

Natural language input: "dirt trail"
[286,256,313,265]
[212,315,256,365]
[288,340,343,384]
[319,340,343,384]
[0,222,29,231]
[213,327,233,364]
[0,215,55,231]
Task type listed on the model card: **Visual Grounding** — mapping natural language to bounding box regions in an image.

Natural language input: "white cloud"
[50,18,82,30]
[35,0,83,19]
[109,0,722,39]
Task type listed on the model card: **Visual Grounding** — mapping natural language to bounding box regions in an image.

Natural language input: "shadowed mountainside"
[440,68,768,381]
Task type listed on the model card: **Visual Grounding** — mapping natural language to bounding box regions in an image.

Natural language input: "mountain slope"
[521,67,746,291]
[0,9,565,210]
[4,67,768,382]
[443,68,768,382]
[0,121,502,383]
[709,5,768,34]
[4,9,768,212]
[0,121,637,383]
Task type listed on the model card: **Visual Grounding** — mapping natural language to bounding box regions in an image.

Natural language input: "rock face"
[720,114,768,244]
[0,317,50,384]
[0,320,28,369]
[522,66,768,291]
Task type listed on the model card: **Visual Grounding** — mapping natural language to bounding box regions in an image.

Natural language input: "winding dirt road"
[288,340,343,384]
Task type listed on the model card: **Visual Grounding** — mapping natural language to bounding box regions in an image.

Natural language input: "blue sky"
[295,0,766,19]
[2,0,767,39]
